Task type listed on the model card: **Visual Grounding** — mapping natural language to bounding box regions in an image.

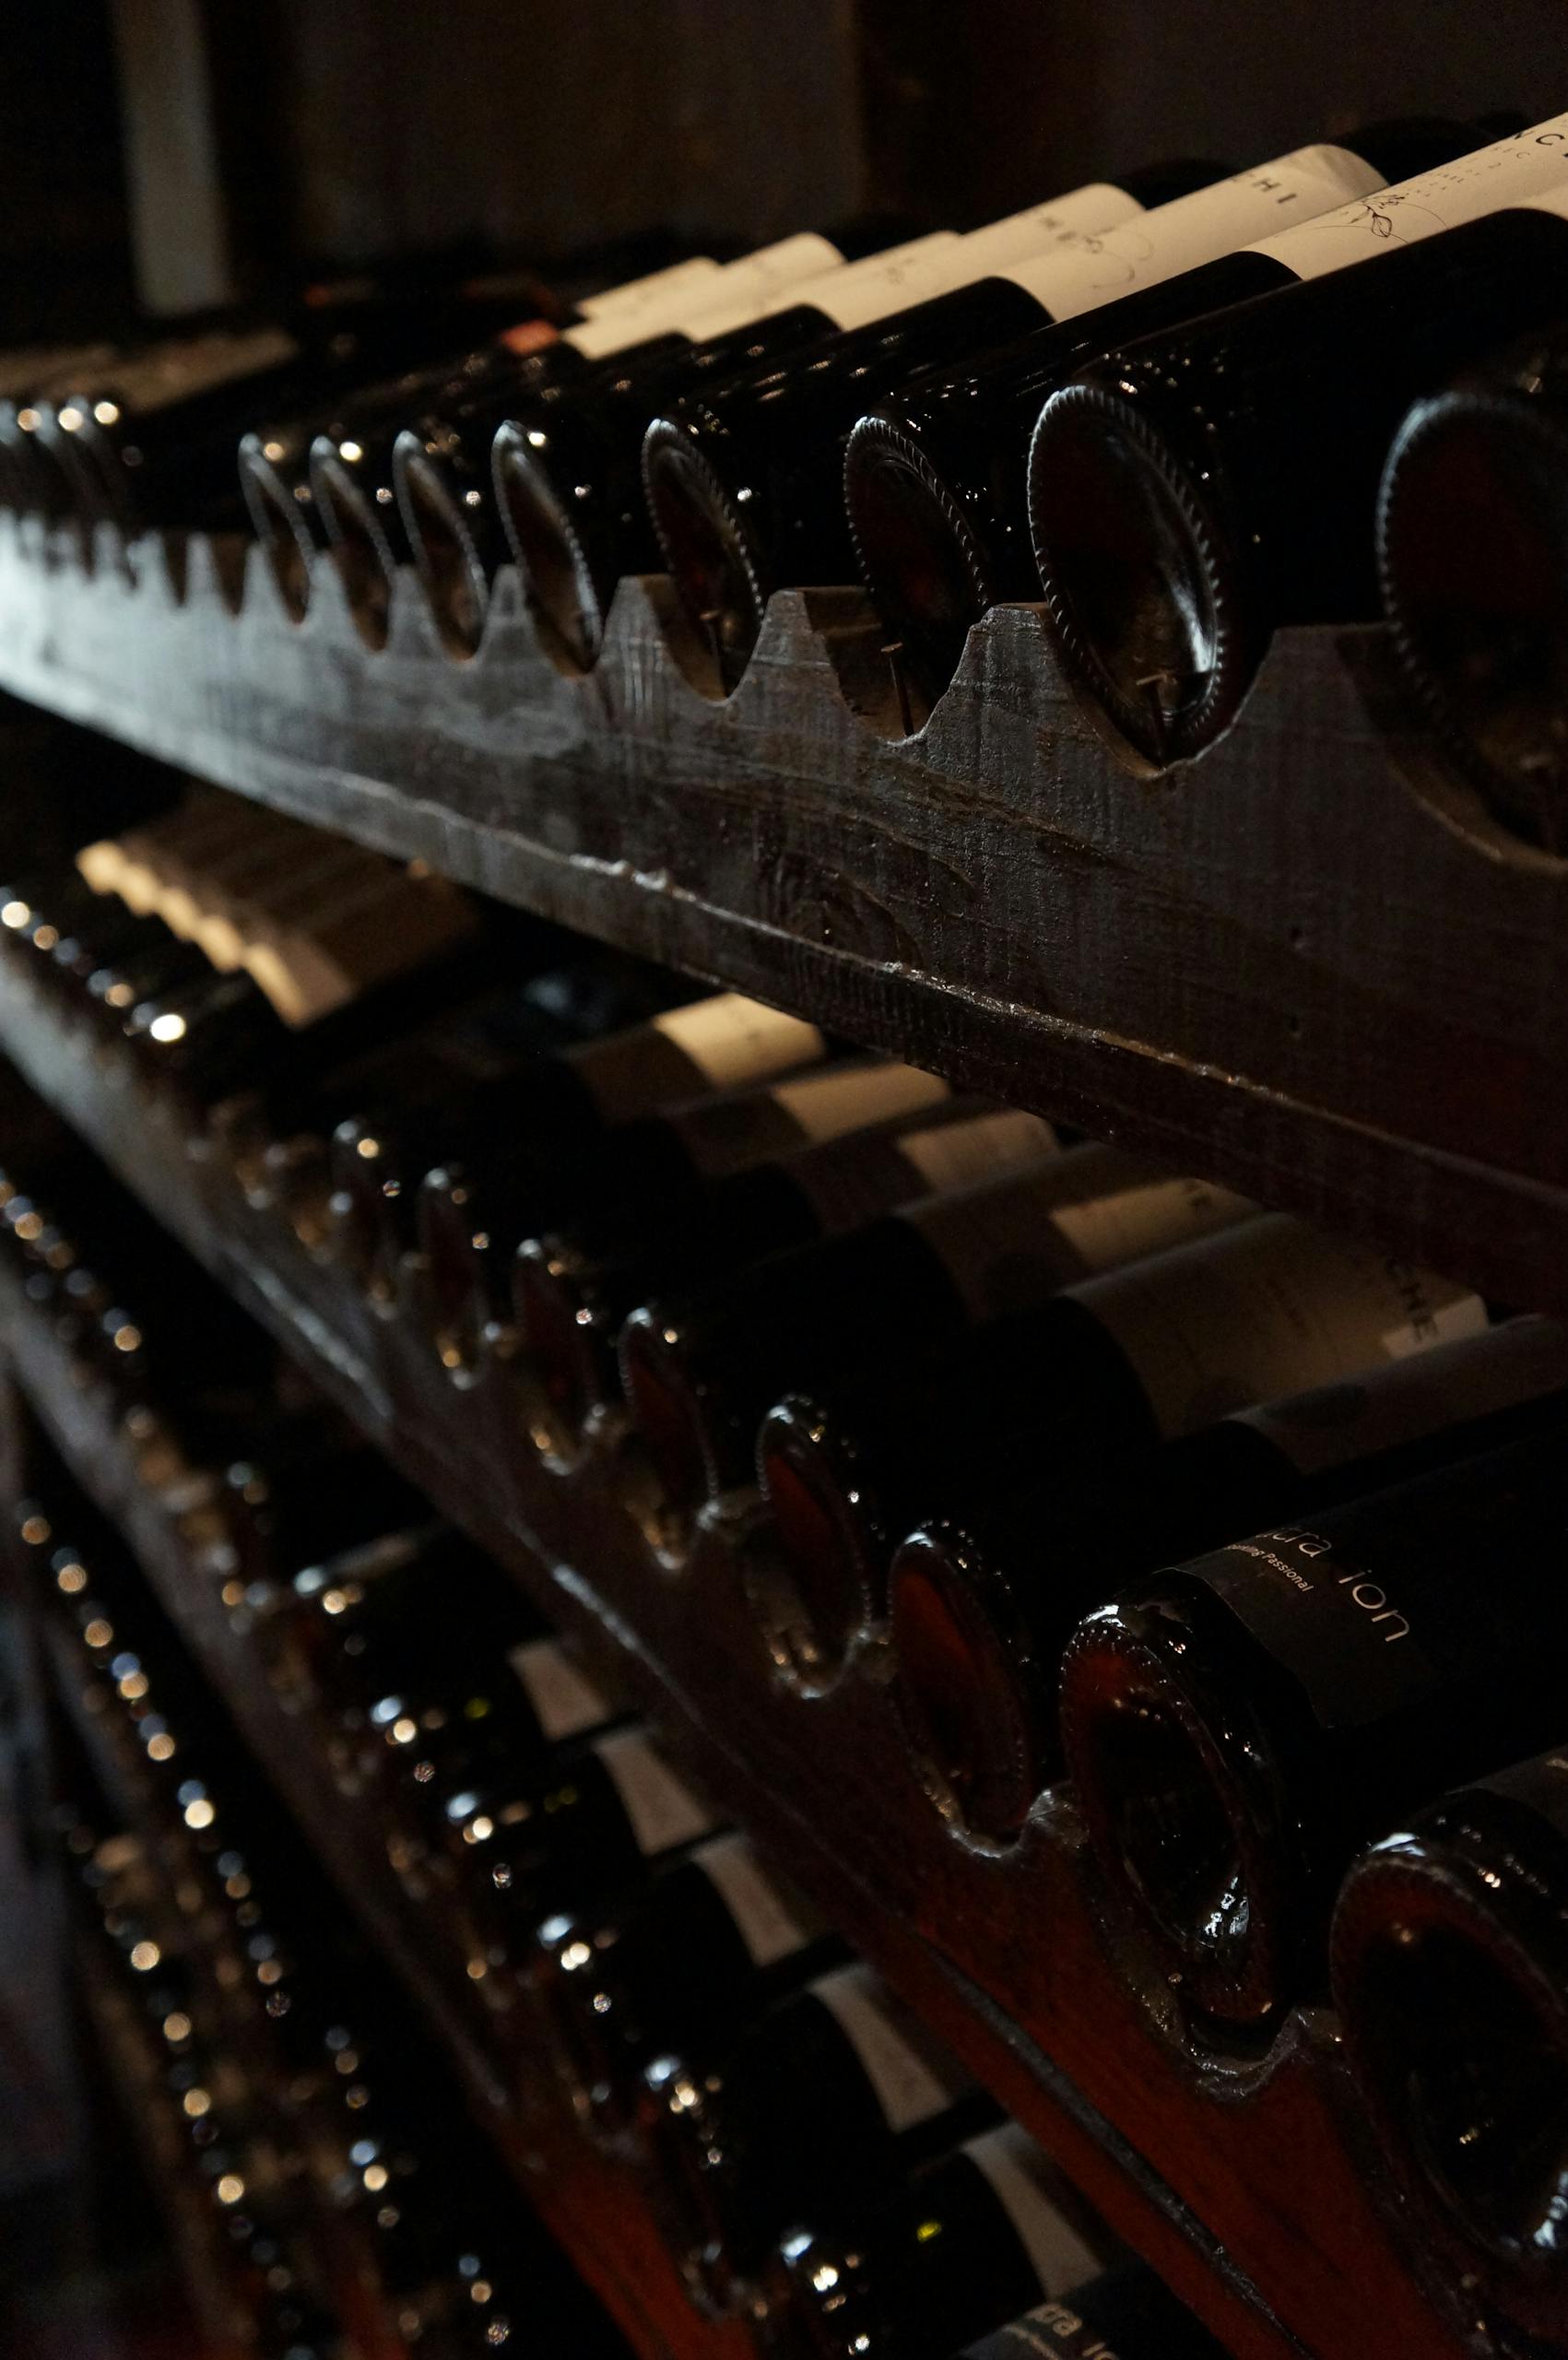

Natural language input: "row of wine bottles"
[21,1434,1222,2360]
[4,1044,1567,2348]
[6,115,1568,828]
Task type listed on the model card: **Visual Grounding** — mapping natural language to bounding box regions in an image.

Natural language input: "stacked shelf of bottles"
[0,749,1564,2354]
[2,118,1568,1308]
[1,1112,1226,2360]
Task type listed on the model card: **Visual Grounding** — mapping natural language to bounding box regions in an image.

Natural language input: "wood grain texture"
[0,521,1562,1325]
[0,959,1494,2360]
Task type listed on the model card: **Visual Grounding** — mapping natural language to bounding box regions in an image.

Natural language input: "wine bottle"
[889,1315,1568,1841]
[486,200,1158,677]
[644,1961,987,2307]
[1026,115,1568,769]
[619,1145,1256,1524]
[48,272,572,541]
[1376,331,1568,853]
[260,1519,536,1715]
[533,1829,843,2130]
[1058,1422,1568,2039]
[767,2121,1111,2360]
[513,1101,1057,1459]
[1330,1749,1568,2351]
[422,1052,954,1386]
[437,1723,722,1978]
[315,955,691,1298]
[387,234,863,659]
[638,143,1464,694]
[842,118,1514,709]
[755,1209,1485,1688]
[948,2268,1229,2360]
[0,340,124,513]
[214,1430,426,1610]
[330,985,824,1307]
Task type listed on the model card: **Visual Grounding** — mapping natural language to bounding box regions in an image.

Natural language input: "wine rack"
[0,916,1485,2360]
[0,519,1562,1325]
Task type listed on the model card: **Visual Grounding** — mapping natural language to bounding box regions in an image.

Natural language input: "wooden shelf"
[0,951,1488,2360]
[0,521,1563,1322]
[1,1263,757,2360]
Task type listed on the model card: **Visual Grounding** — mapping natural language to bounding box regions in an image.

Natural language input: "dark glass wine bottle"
[1376,329,1568,854]
[1026,118,1568,769]
[421,1052,952,1386]
[48,272,569,540]
[948,2268,1229,2360]
[329,983,824,1310]
[638,147,1450,694]
[619,1146,1255,1527]
[643,1961,988,2308]
[318,956,701,1301]
[215,1427,426,1609]
[842,118,1513,709]
[486,218,1068,675]
[513,1099,1054,1459]
[889,1315,1568,1841]
[1058,1422,1568,2042]
[766,2121,1110,2360]
[752,1210,1483,1691]
[533,1829,843,2130]
[387,236,856,659]
[1330,1749,1568,2353]
[437,1723,722,1979]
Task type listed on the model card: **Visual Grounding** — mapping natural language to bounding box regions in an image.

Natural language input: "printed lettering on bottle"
[509,1640,613,1740]
[694,1833,815,1966]
[595,1729,716,1857]
[950,182,1146,274]
[1249,112,1568,278]
[998,144,1385,316]
[811,1964,967,2131]
[963,2126,1103,2297]
[993,2301,1122,2360]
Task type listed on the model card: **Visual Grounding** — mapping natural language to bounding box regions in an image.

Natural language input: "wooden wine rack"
[0,517,1563,1321]
[0,939,1492,2360]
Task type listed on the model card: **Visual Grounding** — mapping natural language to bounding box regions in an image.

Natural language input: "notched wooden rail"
[0,954,1496,2360]
[0,519,1562,1317]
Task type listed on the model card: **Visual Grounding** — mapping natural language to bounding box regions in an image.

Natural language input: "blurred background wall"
[4,0,1568,331]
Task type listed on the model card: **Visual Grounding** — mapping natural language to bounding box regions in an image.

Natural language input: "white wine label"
[1250,113,1568,277]
[811,1965,966,2131]
[765,1060,950,1144]
[999,144,1385,317]
[897,1107,1061,1194]
[574,254,723,321]
[1234,1315,1568,1478]
[1046,1172,1258,1278]
[648,994,826,1090]
[956,182,1146,274]
[565,231,851,357]
[508,1639,613,1740]
[694,1833,815,1967]
[1079,1211,1488,1440]
[594,1729,716,1857]
[664,230,966,343]
[910,1143,1253,1327]
[963,2126,1104,2299]
[84,324,299,412]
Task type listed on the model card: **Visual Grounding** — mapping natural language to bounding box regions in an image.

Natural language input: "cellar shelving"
[0,521,1563,1323]
[2,1303,761,2360]
[0,941,1484,2360]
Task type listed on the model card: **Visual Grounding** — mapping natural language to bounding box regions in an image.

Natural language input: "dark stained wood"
[0,957,1491,2360]
[0,522,1562,1327]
